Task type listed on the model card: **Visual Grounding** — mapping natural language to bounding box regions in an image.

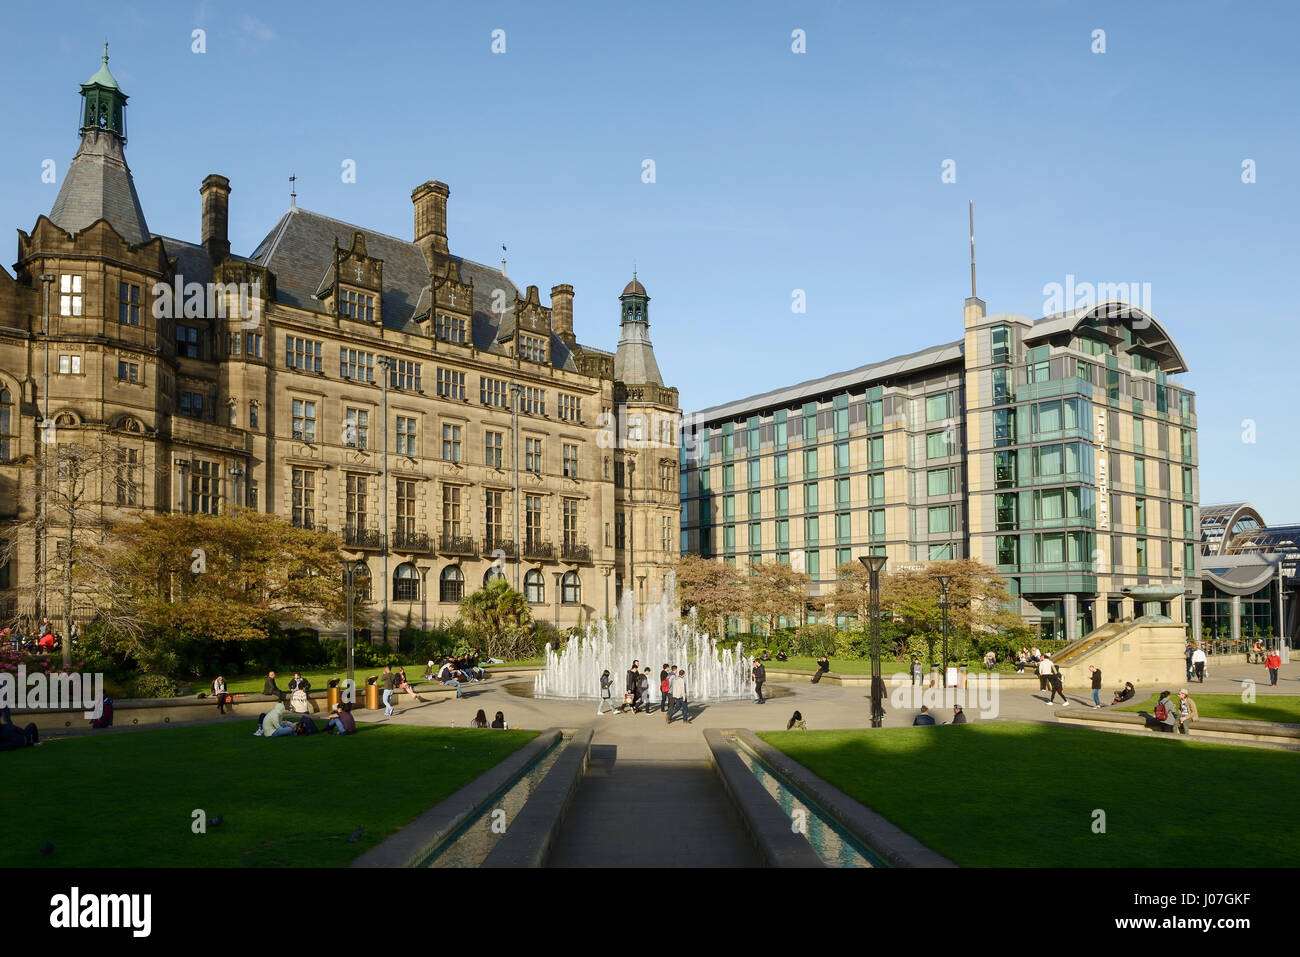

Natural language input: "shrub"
[130,673,180,699]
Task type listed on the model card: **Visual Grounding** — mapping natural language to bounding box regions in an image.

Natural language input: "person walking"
[659,664,671,712]
[1191,644,1207,683]
[1047,659,1069,706]
[1037,654,1055,697]
[666,668,689,724]
[1175,689,1198,735]
[752,660,766,704]
[211,675,232,715]
[1265,648,1281,687]
[636,667,652,714]
[626,660,641,701]
[1087,666,1103,709]
[597,670,616,715]
[380,665,398,716]
[1184,641,1195,681]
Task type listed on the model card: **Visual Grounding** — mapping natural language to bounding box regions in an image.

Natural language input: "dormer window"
[339,289,375,322]
[519,334,547,363]
[436,314,468,343]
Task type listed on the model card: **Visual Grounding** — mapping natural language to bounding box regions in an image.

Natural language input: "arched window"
[393,562,419,602]
[0,387,10,460]
[524,569,544,604]
[483,565,505,586]
[353,564,372,601]
[562,570,581,605]
[440,565,464,603]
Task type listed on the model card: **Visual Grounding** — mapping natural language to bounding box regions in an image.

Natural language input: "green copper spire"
[80,41,128,138]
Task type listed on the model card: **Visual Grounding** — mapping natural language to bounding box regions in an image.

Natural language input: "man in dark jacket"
[263,671,285,703]
[912,706,936,726]
[381,666,398,716]
[0,706,39,750]
[950,705,967,724]
[626,661,640,697]
[752,661,767,704]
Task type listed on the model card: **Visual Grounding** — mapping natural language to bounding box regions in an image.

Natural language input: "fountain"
[533,572,754,703]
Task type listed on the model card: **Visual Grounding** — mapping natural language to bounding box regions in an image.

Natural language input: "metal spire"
[969,200,977,299]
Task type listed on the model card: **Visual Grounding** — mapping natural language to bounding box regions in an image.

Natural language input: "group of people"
[1184,641,1209,682]
[255,700,356,738]
[1153,689,1199,734]
[431,656,486,699]
[1014,647,1049,673]
[467,709,508,729]
[2,616,76,654]
[911,705,967,725]
[596,661,691,724]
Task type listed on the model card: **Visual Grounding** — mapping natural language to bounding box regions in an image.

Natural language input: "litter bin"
[364,681,380,710]
[326,684,341,711]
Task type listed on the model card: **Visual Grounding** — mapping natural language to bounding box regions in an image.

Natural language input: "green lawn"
[1118,693,1300,725]
[217,659,542,695]
[759,723,1300,867]
[0,722,537,867]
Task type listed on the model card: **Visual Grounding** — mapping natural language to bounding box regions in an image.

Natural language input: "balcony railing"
[523,539,554,561]
[561,542,592,563]
[391,528,432,552]
[343,526,383,549]
[483,537,517,558]
[439,534,477,556]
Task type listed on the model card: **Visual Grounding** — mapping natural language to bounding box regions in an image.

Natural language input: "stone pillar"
[1191,596,1202,642]
[1230,594,1241,644]
[1064,594,1078,642]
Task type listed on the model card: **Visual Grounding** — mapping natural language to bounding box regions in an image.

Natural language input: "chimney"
[200,174,231,263]
[551,284,575,344]
[412,180,450,270]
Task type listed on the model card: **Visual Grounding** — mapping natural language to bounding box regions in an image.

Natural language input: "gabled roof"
[48,129,150,246]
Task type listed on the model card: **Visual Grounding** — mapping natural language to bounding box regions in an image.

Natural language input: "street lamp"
[936,575,952,681]
[859,554,887,728]
[342,558,367,689]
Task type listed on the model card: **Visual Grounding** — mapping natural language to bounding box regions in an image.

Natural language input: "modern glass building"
[679,294,1200,642]
[1199,502,1295,648]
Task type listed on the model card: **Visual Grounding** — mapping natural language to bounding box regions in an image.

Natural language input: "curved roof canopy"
[1025,301,1189,374]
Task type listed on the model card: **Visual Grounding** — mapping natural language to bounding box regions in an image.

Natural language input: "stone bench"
[1054,707,1300,748]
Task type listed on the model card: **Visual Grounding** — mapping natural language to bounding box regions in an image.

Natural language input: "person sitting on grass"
[1111,682,1136,705]
[491,711,507,729]
[786,710,806,730]
[912,706,936,726]
[260,703,298,738]
[470,709,489,729]
[0,706,39,750]
[327,703,356,735]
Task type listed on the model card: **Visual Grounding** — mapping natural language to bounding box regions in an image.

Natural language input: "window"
[486,429,504,468]
[927,468,950,496]
[996,535,1019,567]
[480,376,508,408]
[1132,417,1145,451]
[1134,458,1146,489]
[339,289,375,322]
[563,499,579,548]
[179,391,205,419]
[520,387,545,415]
[396,416,417,456]
[805,550,820,579]
[558,394,582,422]
[775,486,789,516]
[485,490,504,547]
[749,522,762,549]
[1182,467,1193,497]
[926,393,951,422]
[117,360,139,383]
[834,442,850,474]
[60,274,83,316]
[928,506,952,534]
[340,348,375,382]
[248,401,259,429]
[992,367,1010,404]
[995,493,1018,530]
[722,464,735,490]
[58,355,82,375]
[723,495,736,522]
[835,512,851,543]
[227,402,237,427]
[344,408,369,450]
[747,459,760,488]
[118,282,140,325]
[562,443,579,478]
[562,570,581,605]
[522,569,546,603]
[803,448,817,478]
[723,524,734,553]
[442,423,462,462]
[436,314,467,343]
[393,563,419,602]
[616,514,627,549]
[1136,538,1148,572]
[0,388,11,460]
[926,431,952,459]
[292,469,316,528]
[525,494,543,551]
[990,325,1010,363]
[245,332,263,358]
[992,409,1015,447]
[519,334,547,363]
[436,368,466,399]
[177,326,200,359]
[662,515,672,551]
[834,478,850,508]
[525,437,543,473]
[389,359,421,391]
[836,547,853,571]
[1134,497,1148,531]
[1180,429,1193,460]
[396,480,416,539]
[114,448,139,506]
[346,474,368,532]
[804,516,819,545]
[291,399,317,442]
[285,336,323,372]
[804,482,818,511]
[189,460,220,515]
[775,412,788,450]
[442,485,462,538]
[440,565,464,603]
[867,436,883,467]
[774,453,788,482]
[867,472,884,503]
[994,450,1015,487]
[227,332,241,356]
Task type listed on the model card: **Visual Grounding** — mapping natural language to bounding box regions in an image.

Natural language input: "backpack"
[661,677,670,694]
[1154,700,1168,721]
[295,717,319,735]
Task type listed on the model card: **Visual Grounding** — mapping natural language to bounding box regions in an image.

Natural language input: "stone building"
[0,49,679,640]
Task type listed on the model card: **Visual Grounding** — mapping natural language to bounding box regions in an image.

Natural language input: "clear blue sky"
[2,1,1296,518]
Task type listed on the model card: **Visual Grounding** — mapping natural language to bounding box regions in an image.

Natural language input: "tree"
[746,561,812,634]
[83,510,349,672]
[671,554,748,638]
[459,577,534,660]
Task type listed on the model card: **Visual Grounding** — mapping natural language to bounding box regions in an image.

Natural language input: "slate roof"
[614,318,664,386]
[48,129,151,246]
[247,207,581,371]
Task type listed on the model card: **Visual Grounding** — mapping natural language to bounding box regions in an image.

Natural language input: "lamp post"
[376,356,391,647]
[38,273,55,621]
[859,554,887,728]
[342,558,366,690]
[936,575,952,680]
[510,383,522,592]
[228,462,244,512]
